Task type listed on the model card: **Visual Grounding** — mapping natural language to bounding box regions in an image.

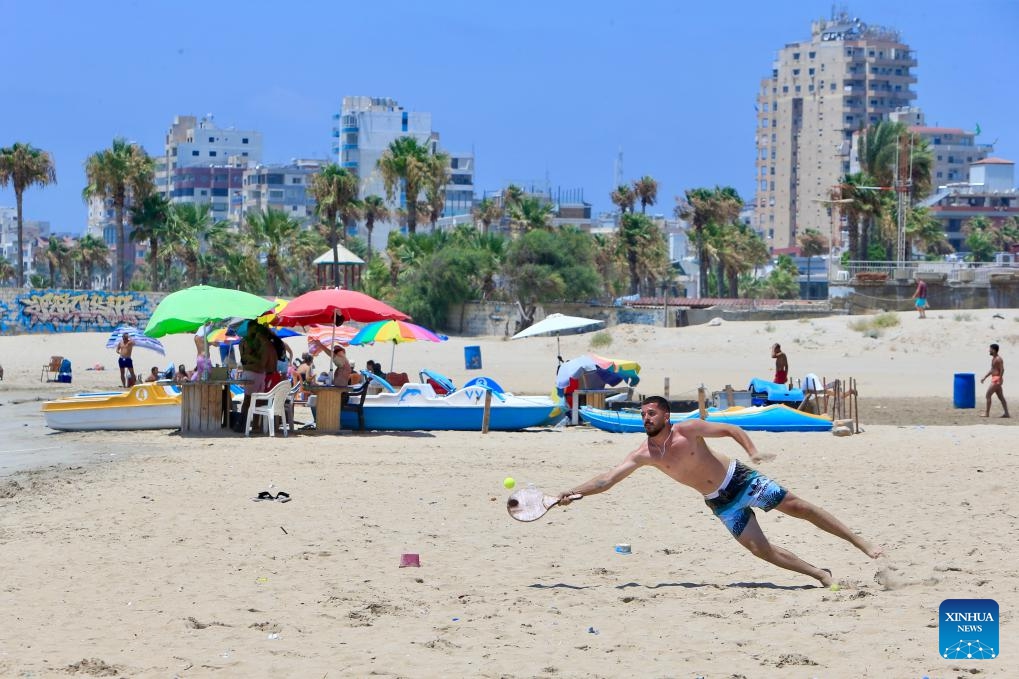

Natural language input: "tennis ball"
[829,583,841,592]
[503,477,516,489]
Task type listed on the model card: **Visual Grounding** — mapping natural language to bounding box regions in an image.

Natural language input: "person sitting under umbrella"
[310,339,352,387]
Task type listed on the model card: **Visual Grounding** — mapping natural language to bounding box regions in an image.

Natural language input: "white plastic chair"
[245,381,295,437]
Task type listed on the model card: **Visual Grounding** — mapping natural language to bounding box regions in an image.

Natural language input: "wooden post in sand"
[697,386,707,420]
[482,390,492,434]
[847,375,855,434]
[664,377,670,400]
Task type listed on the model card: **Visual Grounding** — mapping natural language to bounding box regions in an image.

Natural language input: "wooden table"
[571,388,630,425]
[307,385,357,433]
[179,380,249,436]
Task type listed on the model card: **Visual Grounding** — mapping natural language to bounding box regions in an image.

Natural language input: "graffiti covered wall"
[0,288,166,334]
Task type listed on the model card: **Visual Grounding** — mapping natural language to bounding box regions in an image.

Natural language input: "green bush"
[590,331,612,349]
[872,313,901,328]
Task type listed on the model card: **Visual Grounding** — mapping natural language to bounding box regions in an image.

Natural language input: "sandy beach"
[2,309,1018,677]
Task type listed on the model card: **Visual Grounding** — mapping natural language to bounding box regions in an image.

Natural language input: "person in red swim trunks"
[980,343,1009,418]
[771,343,788,386]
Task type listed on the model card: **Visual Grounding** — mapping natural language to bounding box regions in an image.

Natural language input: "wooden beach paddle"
[507,486,582,522]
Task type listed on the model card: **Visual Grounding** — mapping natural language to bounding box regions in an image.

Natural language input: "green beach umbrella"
[144,285,276,338]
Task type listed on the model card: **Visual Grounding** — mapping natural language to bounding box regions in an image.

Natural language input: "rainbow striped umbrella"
[349,320,448,371]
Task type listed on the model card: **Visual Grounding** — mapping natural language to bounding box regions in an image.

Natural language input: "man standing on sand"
[911,277,928,319]
[115,332,136,387]
[980,343,1009,418]
[771,343,788,386]
[557,396,883,586]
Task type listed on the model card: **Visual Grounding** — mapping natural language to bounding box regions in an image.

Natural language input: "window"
[209,137,215,143]
[795,85,801,93]
[808,68,815,76]
[760,180,768,191]
[808,51,815,59]
[782,85,789,93]
[291,177,302,184]
[192,150,199,156]
[793,69,800,76]
[209,151,217,157]
[401,111,408,132]
[793,52,800,60]
[762,117,769,128]
[242,138,249,144]
[242,152,248,157]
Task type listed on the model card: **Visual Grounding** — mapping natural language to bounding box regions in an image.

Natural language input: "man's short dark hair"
[991,343,1000,352]
[641,395,670,413]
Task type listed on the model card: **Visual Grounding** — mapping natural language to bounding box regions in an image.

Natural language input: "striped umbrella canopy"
[105,326,166,356]
[348,320,448,371]
[306,325,359,355]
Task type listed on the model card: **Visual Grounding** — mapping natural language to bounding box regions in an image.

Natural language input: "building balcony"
[341,126,358,133]
[342,143,358,150]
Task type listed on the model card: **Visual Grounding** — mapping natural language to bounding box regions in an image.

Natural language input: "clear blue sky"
[2,0,1016,234]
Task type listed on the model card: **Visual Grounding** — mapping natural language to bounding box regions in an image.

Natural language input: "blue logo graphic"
[939,599,998,659]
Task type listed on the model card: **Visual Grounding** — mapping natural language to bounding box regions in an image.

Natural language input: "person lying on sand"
[558,395,883,586]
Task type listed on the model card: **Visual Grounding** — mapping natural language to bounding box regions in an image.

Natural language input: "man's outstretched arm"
[558,453,643,505]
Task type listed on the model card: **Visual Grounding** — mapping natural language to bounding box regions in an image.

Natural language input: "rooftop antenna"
[614,147,624,187]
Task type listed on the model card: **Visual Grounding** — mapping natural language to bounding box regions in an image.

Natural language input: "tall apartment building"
[87,115,264,258]
[754,12,917,250]
[156,114,263,220]
[332,96,474,245]
[921,158,1018,253]
[241,159,325,226]
[886,108,992,188]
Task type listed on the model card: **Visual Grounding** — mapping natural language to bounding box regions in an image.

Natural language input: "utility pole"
[895,134,912,265]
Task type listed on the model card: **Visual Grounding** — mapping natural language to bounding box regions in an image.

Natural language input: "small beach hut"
[314,246,365,290]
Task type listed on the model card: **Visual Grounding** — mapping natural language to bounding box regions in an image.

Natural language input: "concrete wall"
[845,277,1019,313]
[0,288,167,335]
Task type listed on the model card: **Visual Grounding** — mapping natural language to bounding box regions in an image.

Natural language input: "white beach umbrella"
[511,313,605,362]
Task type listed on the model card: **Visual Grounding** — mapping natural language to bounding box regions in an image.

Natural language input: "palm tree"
[617,213,660,294]
[362,195,391,260]
[74,234,110,289]
[507,196,554,236]
[502,184,524,212]
[167,203,223,285]
[472,197,503,236]
[246,209,300,296]
[633,176,659,214]
[44,237,70,287]
[797,228,829,293]
[377,136,432,235]
[676,186,743,296]
[83,138,154,291]
[906,206,952,257]
[0,256,15,285]
[610,184,636,214]
[309,163,359,286]
[0,142,57,287]
[423,152,451,232]
[129,192,171,291]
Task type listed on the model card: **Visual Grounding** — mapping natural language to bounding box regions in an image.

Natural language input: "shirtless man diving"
[558,396,883,586]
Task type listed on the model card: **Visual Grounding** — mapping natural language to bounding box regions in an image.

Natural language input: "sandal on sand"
[253,491,275,502]
[275,491,291,503]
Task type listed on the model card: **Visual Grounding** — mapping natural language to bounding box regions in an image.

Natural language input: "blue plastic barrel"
[953,373,976,409]
[464,345,482,370]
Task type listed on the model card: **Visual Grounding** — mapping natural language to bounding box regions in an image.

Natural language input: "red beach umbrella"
[273,289,409,327]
